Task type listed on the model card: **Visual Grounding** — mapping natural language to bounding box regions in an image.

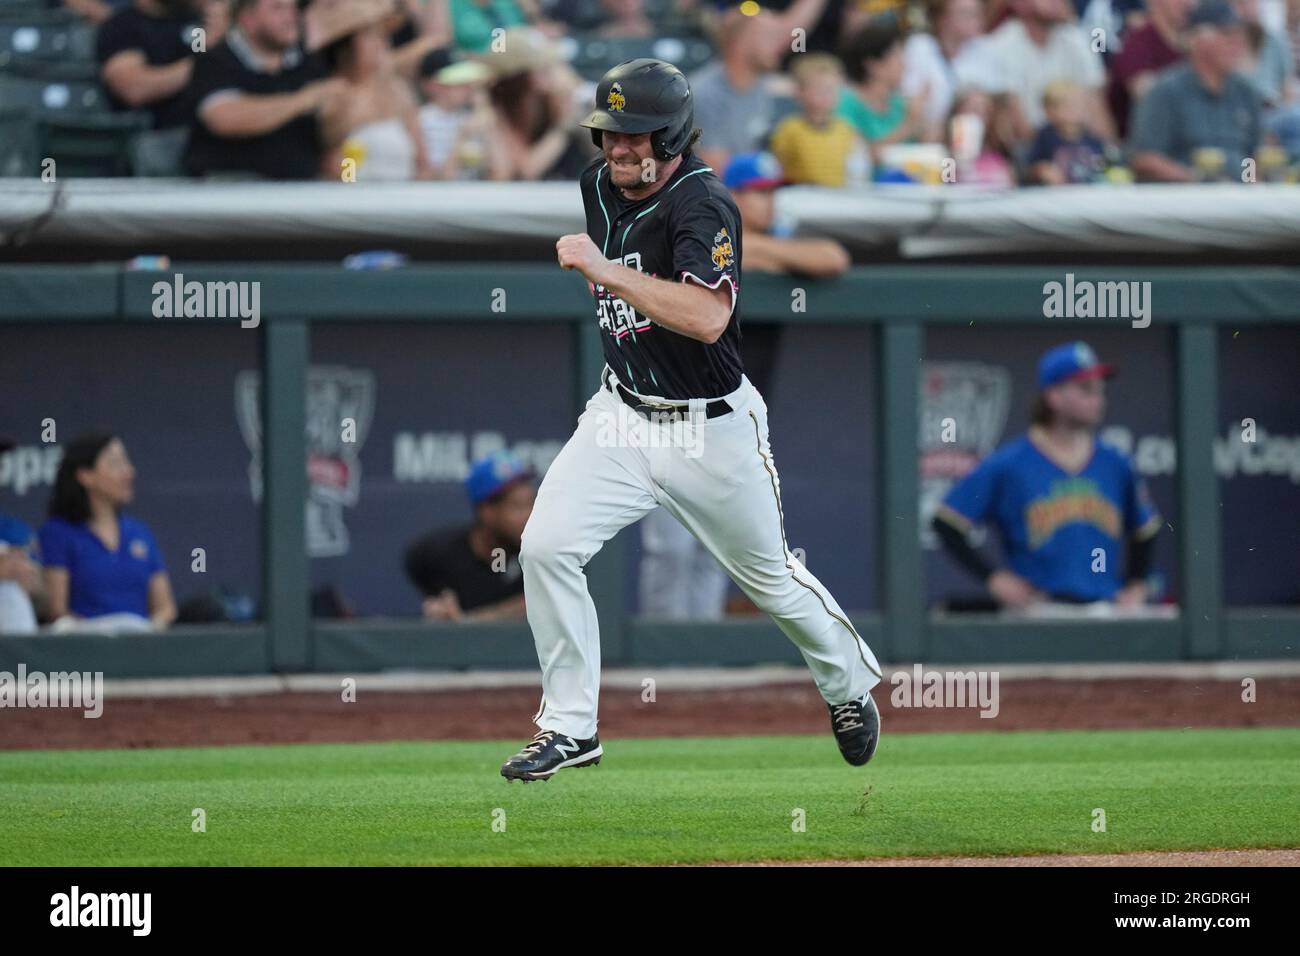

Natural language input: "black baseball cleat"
[828,690,881,766]
[501,730,603,782]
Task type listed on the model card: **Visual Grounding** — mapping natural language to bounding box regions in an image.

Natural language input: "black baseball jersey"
[579,152,745,400]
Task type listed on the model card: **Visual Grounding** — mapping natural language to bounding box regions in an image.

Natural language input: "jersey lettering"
[595,252,653,339]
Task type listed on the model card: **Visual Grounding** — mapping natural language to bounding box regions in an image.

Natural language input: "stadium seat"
[0,106,36,175]
[0,12,96,68]
[0,0,51,15]
[560,0,681,31]
[0,70,107,113]
[0,54,97,82]
[33,110,152,177]
[569,34,715,82]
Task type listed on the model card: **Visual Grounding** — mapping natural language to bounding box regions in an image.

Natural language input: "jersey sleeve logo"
[710,227,734,272]
[607,82,626,113]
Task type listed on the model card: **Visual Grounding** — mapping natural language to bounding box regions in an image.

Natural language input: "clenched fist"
[556,233,612,285]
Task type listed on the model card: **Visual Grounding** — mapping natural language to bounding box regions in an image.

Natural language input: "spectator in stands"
[418,46,495,178]
[38,432,177,630]
[1076,0,1147,50]
[183,0,344,179]
[64,0,134,26]
[1233,0,1296,107]
[483,26,593,180]
[903,0,1003,141]
[0,437,42,636]
[447,0,551,52]
[403,450,534,621]
[387,0,456,77]
[1106,0,1192,138]
[688,0,854,57]
[725,151,852,275]
[1269,0,1300,158]
[836,18,929,162]
[1025,80,1109,183]
[96,0,223,175]
[1288,0,1300,75]
[309,0,435,181]
[688,6,787,172]
[932,342,1162,609]
[769,53,865,186]
[973,0,1114,142]
[947,87,1018,185]
[594,0,655,37]
[638,506,730,621]
[1129,0,1261,181]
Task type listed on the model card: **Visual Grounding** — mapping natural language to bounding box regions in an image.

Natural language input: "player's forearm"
[596,263,731,343]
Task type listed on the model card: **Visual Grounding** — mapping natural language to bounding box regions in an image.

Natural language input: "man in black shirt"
[403,451,536,622]
[96,0,207,130]
[500,59,884,782]
[183,0,342,179]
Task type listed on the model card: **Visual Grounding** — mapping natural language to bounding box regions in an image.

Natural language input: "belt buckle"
[638,398,683,422]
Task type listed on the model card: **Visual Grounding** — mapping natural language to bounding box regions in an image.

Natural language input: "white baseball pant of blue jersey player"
[519,365,884,740]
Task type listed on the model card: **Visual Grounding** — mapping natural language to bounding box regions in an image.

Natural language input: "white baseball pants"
[520,368,883,740]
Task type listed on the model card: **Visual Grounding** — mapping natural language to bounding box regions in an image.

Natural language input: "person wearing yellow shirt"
[769,53,866,186]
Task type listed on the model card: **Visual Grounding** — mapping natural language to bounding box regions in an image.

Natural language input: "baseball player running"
[501,59,883,782]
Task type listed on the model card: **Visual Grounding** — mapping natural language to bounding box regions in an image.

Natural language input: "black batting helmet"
[579,58,696,161]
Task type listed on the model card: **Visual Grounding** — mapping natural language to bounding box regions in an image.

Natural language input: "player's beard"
[606,151,655,189]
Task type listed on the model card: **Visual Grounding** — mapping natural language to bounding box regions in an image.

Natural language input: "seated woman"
[483,27,593,181]
[836,18,929,167]
[38,432,177,632]
[309,0,435,181]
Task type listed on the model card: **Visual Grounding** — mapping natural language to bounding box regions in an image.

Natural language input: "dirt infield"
[4,676,1298,751]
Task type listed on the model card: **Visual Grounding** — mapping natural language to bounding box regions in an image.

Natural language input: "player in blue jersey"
[932,342,1163,608]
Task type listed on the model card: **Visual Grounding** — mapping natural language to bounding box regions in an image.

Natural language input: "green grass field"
[2,728,1298,866]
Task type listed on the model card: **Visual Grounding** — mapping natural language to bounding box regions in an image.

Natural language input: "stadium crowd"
[4,0,1294,182]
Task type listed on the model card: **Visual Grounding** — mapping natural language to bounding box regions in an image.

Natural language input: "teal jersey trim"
[667,166,712,193]
[595,165,612,255]
[620,201,660,254]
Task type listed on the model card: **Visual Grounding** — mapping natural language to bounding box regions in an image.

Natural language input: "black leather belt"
[603,368,732,420]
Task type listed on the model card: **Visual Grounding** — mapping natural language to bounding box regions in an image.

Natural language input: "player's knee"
[736,566,805,614]
[519,524,579,572]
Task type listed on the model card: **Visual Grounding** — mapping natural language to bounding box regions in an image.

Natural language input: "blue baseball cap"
[723,151,786,192]
[1037,341,1115,390]
[465,450,536,507]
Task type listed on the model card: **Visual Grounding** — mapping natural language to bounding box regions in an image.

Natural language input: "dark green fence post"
[262,318,310,672]
[1177,324,1223,659]
[880,322,924,662]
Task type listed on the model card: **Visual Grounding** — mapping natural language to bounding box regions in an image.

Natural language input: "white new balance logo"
[553,738,580,757]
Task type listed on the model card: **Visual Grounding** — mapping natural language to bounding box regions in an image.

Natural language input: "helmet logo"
[607,81,626,113]
[711,227,734,271]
